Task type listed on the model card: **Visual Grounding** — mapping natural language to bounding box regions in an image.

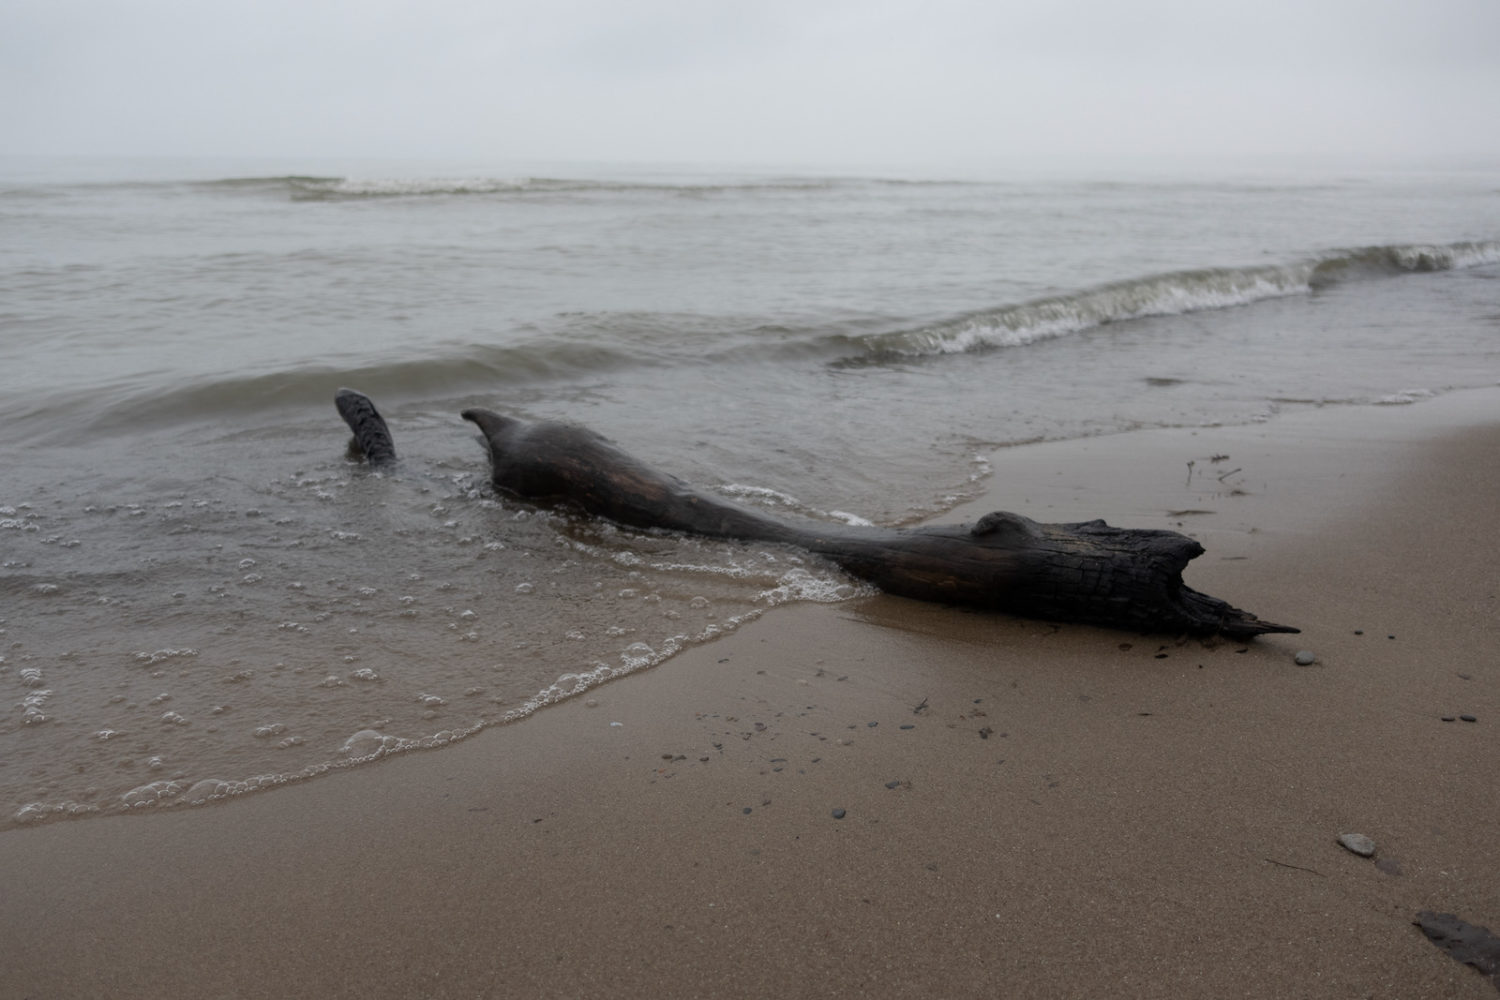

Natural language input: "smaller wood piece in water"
[335,388,397,466]
[336,389,1296,639]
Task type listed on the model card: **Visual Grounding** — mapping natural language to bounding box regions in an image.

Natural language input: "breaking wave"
[846,240,1500,361]
[1307,240,1500,285]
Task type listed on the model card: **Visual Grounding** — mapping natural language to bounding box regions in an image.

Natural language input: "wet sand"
[3,389,1498,999]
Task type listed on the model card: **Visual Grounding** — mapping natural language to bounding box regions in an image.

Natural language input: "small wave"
[2,338,646,443]
[196,175,344,199]
[844,239,1500,362]
[0,184,68,202]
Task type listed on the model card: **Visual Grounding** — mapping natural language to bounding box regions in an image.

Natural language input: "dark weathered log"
[335,390,1296,638]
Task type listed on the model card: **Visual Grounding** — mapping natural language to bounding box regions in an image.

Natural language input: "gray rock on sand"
[1294,650,1317,666]
[1338,833,1376,857]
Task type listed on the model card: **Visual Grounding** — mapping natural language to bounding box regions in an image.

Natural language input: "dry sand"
[4,389,1498,999]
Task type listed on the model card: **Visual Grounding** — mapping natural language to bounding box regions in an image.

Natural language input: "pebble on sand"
[1294,650,1316,666]
[831,808,847,820]
[1338,833,1376,857]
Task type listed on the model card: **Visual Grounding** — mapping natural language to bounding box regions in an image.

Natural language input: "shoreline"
[3,388,1498,998]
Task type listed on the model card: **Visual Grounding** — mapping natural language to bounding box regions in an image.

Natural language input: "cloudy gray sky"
[6,0,1498,169]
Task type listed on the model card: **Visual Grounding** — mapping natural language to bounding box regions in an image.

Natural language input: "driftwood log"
[336,389,1295,639]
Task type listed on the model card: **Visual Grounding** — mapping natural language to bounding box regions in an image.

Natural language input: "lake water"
[2,156,1496,827]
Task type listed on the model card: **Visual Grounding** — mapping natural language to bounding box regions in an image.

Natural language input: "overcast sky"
[5,0,1498,169]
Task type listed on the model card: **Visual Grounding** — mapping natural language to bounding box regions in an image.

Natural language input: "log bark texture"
[336,390,1296,638]
[335,388,397,465]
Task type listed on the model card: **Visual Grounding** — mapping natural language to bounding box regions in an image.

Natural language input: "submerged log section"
[336,389,1295,639]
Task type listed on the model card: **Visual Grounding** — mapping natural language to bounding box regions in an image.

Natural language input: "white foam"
[135,648,198,665]
[1374,388,1436,405]
[718,484,875,526]
[14,800,97,823]
[341,729,401,759]
[122,780,184,808]
[758,567,873,606]
[719,483,803,506]
[621,642,656,668]
[182,778,232,804]
[14,802,48,822]
[22,688,52,724]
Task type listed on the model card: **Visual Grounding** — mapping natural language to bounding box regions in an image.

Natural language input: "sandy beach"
[4,388,1497,999]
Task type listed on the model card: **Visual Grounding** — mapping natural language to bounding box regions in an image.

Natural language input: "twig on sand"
[1264,858,1327,877]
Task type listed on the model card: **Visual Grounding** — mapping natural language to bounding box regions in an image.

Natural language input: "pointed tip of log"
[1220,617,1301,640]
[1210,603,1301,638]
[1176,585,1298,639]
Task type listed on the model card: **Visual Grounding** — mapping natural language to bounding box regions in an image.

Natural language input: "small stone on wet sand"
[1294,650,1316,666]
[1338,833,1376,857]
[831,808,846,820]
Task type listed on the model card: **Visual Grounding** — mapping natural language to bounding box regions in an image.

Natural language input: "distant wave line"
[0,172,1394,205]
[243,174,930,202]
[0,173,983,203]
